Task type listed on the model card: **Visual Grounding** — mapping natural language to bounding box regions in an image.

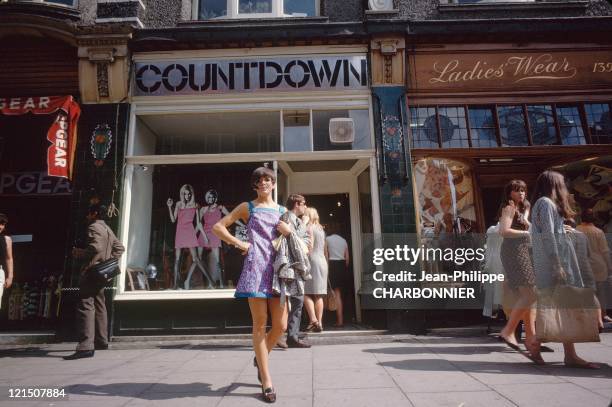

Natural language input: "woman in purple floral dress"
[213,167,291,403]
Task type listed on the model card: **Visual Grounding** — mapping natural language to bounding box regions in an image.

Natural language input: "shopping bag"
[536,285,600,343]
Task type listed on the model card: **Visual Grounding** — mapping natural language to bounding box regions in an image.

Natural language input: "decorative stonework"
[97,62,110,98]
[77,26,132,103]
[370,37,405,86]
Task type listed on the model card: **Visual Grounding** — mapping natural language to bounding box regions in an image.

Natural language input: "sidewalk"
[1,333,611,407]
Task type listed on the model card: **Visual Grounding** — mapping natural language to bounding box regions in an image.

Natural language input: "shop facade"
[364,15,612,330]
[112,45,380,334]
[0,8,82,334]
[406,42,612,238]
[0,3,132,340]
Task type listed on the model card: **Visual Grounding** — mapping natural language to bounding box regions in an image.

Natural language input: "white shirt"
[326,234,348,260]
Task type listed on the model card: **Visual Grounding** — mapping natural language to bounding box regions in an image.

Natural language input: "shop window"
[556,106,586,145]
[312,109,371,151]
[438,106,469,148]
[409,107,439,148]
[198,0,319,19]
[127,162,265,292]
[585,103,612,144]
[413,157,478,235]
[527,105,558,145]
[134,112,280,155]
[468,107,498,148]
[497,106,529,146]
[283,110,311,152]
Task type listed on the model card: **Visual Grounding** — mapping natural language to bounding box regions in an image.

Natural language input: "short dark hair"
[286,194,305,210]
[88,204,107,219]
[0,213,7,225]
[581,208,595,223]
[564,218,576,228]
[250,166,276,190]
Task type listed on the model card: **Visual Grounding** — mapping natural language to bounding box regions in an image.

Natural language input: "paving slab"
[492,382,610,407]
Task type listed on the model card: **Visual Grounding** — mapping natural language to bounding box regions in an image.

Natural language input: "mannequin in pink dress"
[167,184,213,289]
[196,189,244,288]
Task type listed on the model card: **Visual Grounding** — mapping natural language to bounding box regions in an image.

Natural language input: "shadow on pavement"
[66,381,262,400]
[0,346,67,358]
[376,357,612,378]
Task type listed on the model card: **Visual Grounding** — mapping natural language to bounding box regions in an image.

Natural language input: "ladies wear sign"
[409,49,612,93]
[0,96,81,179]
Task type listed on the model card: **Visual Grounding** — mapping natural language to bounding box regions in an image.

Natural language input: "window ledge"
[179,16,329,28]
[438,1,589,13]
[115,289,237,301]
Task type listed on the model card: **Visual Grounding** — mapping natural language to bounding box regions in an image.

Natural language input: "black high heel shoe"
[261,386,276,403]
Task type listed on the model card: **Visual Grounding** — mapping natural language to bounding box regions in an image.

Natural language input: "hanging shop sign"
[133,55,368,96]
[0,96,81,179]
[91,124,113,167]
[409,49,612,93]
[0,171,72,196]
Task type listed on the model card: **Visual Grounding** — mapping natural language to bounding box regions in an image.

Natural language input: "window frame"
[408,102,611,149]
[193,0,320,20]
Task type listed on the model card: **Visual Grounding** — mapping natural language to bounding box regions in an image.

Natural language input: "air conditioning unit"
[329,118,355,145]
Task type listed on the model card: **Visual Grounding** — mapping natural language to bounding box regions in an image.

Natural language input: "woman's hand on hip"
[236,241,250,256]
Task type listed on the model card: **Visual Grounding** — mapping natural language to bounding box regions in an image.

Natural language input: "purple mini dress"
[235,201,286,298]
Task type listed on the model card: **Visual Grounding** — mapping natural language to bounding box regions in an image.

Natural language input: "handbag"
[536,285,600,343]
[324,277,338,311]
[89,224,121,285]
[90,257,120,284]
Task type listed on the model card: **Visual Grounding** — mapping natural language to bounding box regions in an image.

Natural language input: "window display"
[126,163,261,291]
[413,158,478,236]
[167,184,213,289]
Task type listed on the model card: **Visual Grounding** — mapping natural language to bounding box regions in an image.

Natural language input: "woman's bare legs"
[208,248,223,288]
[500,286,537,349]
[249,297,287,390]
[266,297,287,352]
[184,247,213,289]
[304,295,317,325]
[563,342,598,368]
[173,248,182,289]
[334,288,344,326]
[314,296,324,329]
[249,298,271,388]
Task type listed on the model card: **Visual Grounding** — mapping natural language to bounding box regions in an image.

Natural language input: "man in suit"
[64,204,125,360]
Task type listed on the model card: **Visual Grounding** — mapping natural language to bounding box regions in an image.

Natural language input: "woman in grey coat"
[531,170,599,369]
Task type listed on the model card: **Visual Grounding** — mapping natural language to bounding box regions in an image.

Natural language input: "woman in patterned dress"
[213,167,291,403]
[496,180,541,362]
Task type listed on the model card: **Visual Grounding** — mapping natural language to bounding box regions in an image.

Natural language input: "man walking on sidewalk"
[64,204,124,360]
[279,194,312,349]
